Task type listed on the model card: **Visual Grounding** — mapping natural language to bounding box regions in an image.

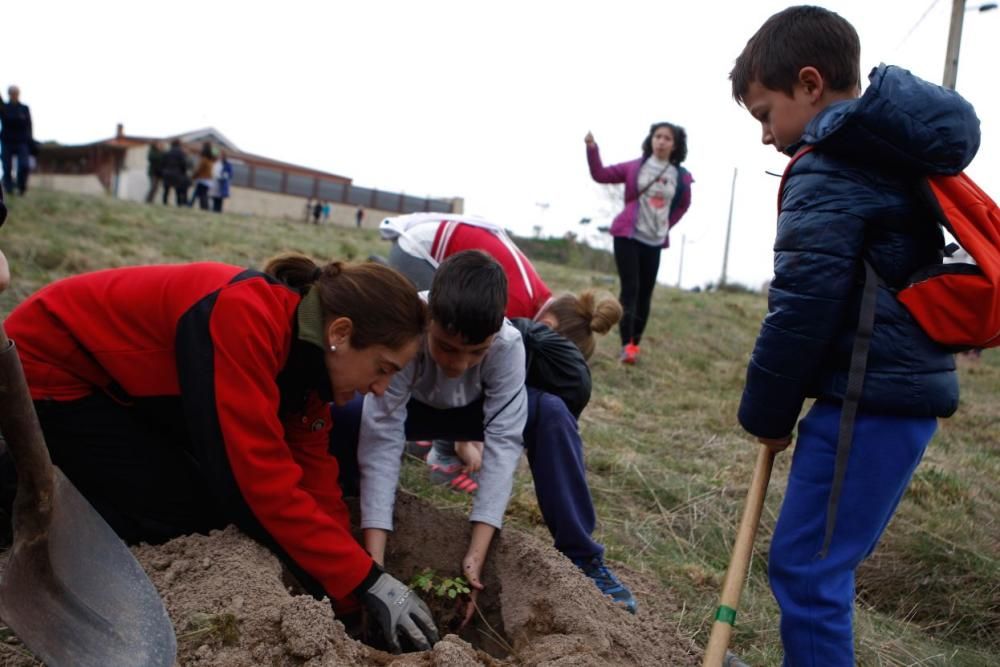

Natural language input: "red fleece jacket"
[6,262,372,599]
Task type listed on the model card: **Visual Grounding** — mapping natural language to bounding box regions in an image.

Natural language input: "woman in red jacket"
[0,253,439,652]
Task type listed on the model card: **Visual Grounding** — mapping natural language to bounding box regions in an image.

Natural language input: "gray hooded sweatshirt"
[358,321,527,531]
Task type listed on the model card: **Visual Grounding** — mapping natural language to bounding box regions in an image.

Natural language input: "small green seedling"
[409,568,471,599]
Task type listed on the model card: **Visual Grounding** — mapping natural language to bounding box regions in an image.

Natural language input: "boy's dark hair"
[730,5,860,105]
[641,122,688,165]
[430,250,507,344]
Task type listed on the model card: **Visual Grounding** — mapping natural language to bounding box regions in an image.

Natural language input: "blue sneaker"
[572,556,637,614]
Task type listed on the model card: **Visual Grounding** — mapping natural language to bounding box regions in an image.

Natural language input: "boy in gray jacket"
[351,250,636,624]
[358,250,527,622]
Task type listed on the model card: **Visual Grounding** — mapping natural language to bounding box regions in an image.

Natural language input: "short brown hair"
[544,290,622,360]
[264,252,427,350]
[730,5,860,105]
[430,250,507,344]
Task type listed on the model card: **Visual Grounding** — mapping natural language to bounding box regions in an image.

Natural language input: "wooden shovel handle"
[702,445,776,666]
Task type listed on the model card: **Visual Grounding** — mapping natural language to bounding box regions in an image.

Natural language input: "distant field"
[2,190,998,666]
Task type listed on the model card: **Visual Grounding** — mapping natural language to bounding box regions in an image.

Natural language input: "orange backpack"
[899,173,1000,348]
[781,146,1000,350]
[778,147,1000,557]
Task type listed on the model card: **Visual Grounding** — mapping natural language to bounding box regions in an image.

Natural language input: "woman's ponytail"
[543,289,622,360]
[264,252,324,290]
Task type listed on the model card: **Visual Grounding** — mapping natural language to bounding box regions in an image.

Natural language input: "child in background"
[730,5,976,663]
[584,123,693,364]
[381,213,621,488]
[380,212,622,358]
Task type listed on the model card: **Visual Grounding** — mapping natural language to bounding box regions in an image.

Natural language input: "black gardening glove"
[357,564,439,653]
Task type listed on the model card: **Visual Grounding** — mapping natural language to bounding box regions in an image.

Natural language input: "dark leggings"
[613,236,662,346]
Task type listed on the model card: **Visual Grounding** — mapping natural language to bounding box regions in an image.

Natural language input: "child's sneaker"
[404,440,433,461]
[426,449,478,494]
[619,342,640,365]
[572,556,637,614]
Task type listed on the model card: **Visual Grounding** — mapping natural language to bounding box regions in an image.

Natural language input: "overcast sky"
[5,0,998,289]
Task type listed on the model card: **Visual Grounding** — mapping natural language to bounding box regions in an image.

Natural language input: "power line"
[894,0,942,53]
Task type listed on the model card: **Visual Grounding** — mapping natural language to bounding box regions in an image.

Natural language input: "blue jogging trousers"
[769,401,936,666]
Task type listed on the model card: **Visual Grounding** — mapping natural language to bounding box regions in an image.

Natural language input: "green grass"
[3,190,998,666]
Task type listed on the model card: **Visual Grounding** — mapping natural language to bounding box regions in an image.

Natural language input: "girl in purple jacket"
[586,123,693,364]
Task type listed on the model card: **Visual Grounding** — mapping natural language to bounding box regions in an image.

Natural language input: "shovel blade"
[0,466,176,667]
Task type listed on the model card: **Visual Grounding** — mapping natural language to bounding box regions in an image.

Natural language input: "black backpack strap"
[819,259,878,559]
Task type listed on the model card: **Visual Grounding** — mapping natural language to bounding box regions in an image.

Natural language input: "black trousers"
[613,236,662,346]
[0,393,223,545]
[162,182,188,206]
[0,392,338,600]
[190,183,210,210]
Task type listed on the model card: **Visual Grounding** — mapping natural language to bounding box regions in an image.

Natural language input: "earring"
[329,344,337,352]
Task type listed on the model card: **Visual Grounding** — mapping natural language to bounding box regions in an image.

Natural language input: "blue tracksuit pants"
[329,387,603,561]
[770,401,936,666]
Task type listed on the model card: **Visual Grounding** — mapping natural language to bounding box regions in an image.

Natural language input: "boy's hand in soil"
[455,440,484,473]
[459,522,493,628]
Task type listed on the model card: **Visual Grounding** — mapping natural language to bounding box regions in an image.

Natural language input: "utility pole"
[676,234,686,288]
[720,167,737,287]
[943,0,966,89]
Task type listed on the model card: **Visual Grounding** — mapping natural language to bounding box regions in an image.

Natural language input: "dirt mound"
[0,494,700,666]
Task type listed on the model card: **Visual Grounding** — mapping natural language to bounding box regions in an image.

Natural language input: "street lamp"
[943,0,998,89]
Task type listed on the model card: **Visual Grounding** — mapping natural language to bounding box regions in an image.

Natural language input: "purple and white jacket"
[586,144,693,248]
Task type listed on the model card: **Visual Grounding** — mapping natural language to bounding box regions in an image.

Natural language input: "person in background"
[160,139,190,206]
[188,142,216,211]
[145,141,165,204]
[380,212,622,498]
[730,6,973,663]
[312,200,324,224]
[210,150,233,213]
[0,86,34,196]
[380,213,621,359]
[356,206,365,228]
[322,201,331,222]
[585,122,693,364]
[1,254,438,653]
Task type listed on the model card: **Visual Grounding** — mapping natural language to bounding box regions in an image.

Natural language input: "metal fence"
[229,162,454,214]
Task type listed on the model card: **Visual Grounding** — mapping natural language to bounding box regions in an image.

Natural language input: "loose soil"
[0,494,701,666]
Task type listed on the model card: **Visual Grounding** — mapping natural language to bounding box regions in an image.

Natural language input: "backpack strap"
[819,259,878,559]
[775,143,879,558]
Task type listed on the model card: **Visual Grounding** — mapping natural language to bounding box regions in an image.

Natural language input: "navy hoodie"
[738,64,979,439]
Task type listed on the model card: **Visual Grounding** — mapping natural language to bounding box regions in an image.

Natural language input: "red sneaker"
[404,440,433,460]
[428,462,479,494]
[620,342,640,365]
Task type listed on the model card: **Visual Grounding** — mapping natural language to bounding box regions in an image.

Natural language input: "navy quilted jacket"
[738,65,980,439]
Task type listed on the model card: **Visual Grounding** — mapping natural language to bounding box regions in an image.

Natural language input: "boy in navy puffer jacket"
[729,6,979,664]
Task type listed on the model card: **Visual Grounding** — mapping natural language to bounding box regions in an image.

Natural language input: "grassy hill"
[2,190,998,666]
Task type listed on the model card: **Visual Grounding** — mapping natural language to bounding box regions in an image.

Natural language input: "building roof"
[40,125,352,184]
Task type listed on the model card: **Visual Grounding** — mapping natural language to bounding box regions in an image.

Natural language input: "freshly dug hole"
[0,493,700,665]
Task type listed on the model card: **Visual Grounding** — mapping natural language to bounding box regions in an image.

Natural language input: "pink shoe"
[428,462,479,494]
[620,342,640,365]
[404,440,432,461]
